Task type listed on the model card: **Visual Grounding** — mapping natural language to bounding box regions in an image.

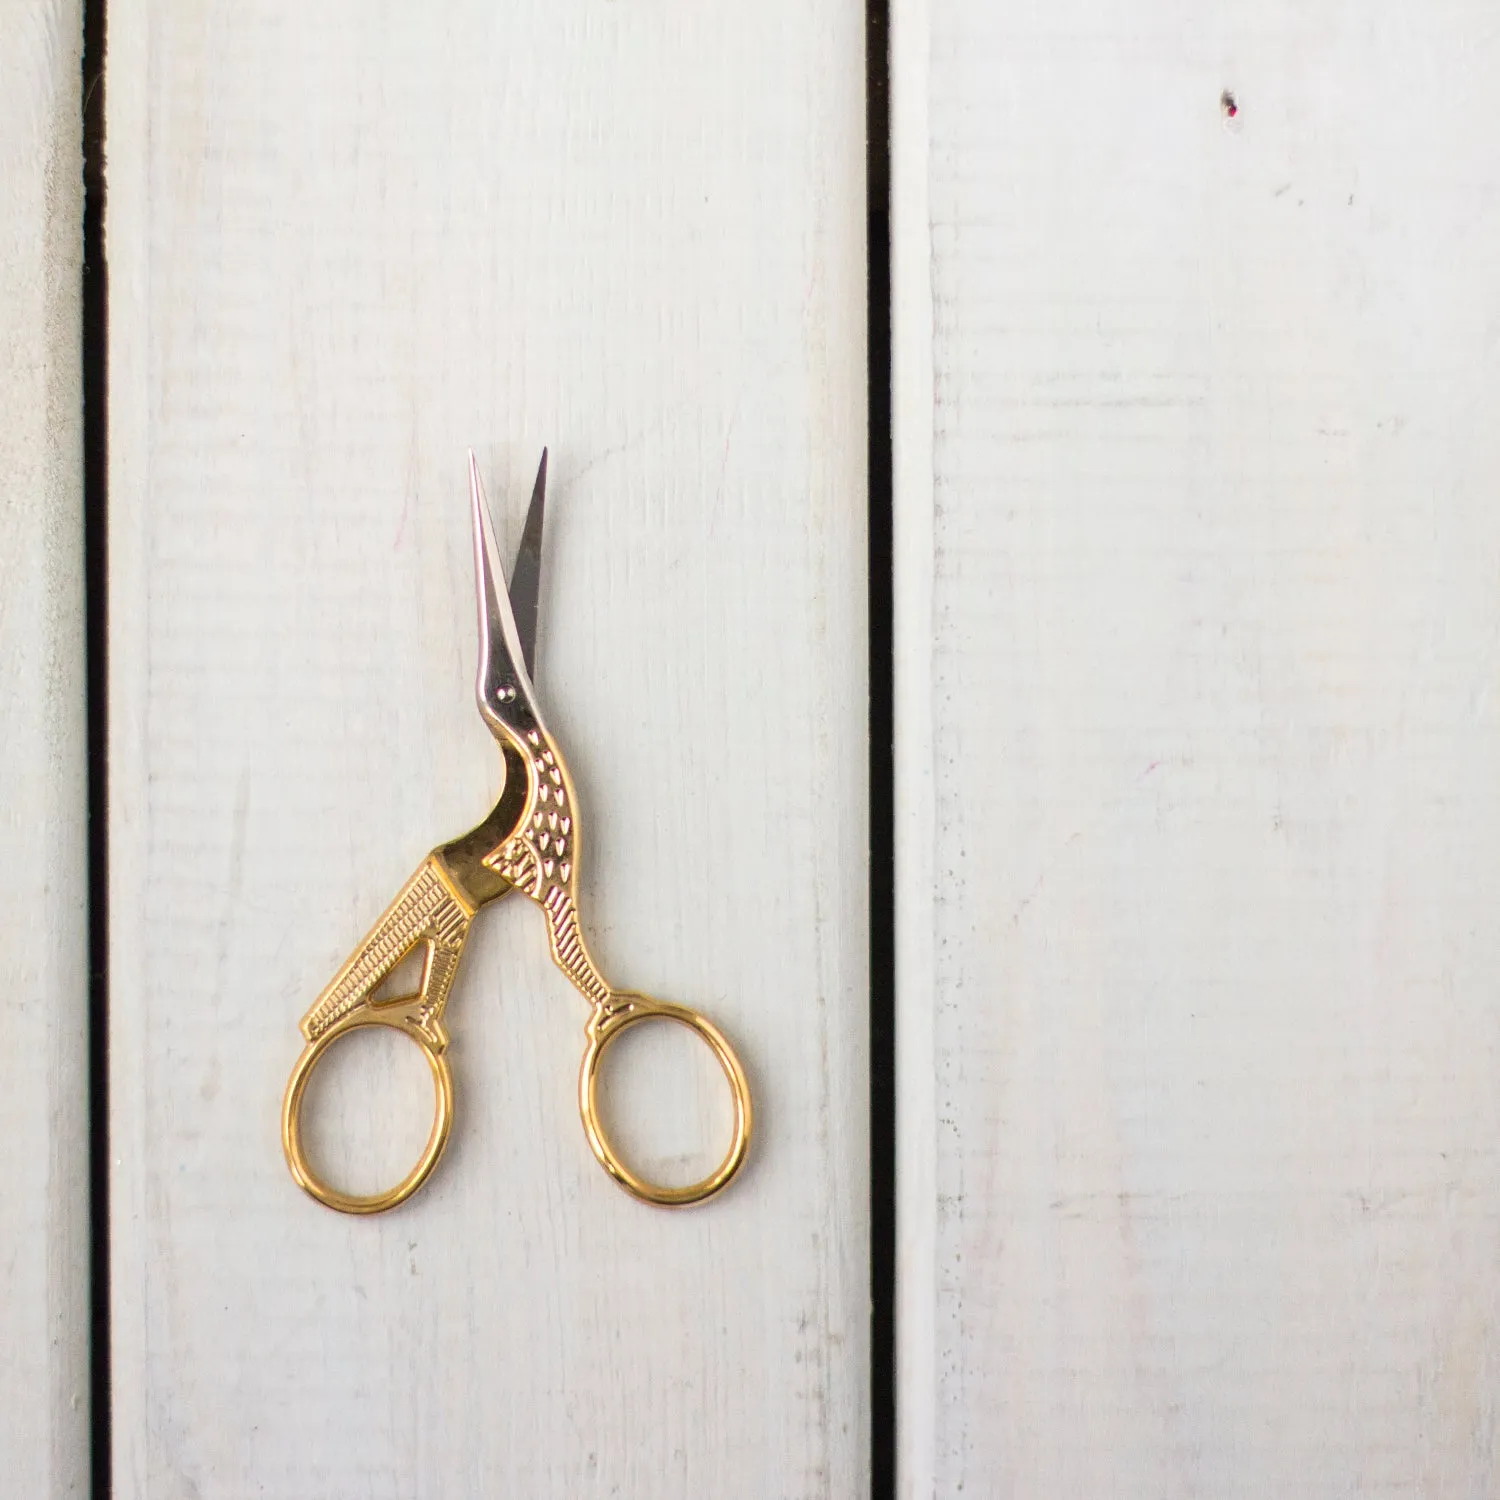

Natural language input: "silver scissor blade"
[469,450,538,732]
[508,448,547,681]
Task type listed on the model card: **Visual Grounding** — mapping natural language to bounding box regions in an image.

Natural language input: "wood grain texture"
[107,4,867,1495]
[0,1,89,1494]
[895,2,1500,1495]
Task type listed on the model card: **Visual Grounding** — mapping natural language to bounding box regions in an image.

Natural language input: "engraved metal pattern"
[481,729,609,1009]
[541,888,611,1010]
[299,859,471,1048]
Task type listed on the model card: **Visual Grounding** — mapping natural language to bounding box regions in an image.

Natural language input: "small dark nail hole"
[1221,90,1239,119]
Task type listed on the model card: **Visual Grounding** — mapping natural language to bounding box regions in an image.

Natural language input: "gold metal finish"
[581,998,751,1205]
[282,454,753,1213]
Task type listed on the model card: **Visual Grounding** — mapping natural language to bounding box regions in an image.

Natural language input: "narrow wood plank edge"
[890,0,937,1492]
[0,1,90,1493]
[102,1,151,1490]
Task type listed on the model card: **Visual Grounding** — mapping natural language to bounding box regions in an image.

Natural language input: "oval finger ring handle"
[282,1012,454,1215]
[578,995,752,1207]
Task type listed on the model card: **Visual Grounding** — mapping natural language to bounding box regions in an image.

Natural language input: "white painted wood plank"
[896,2,1500,1495]
[107,4,867,1495]
[0,2,89,1494]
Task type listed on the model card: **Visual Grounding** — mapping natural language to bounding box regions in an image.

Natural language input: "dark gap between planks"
[82,0,110,1493]
[866,0,896,1494]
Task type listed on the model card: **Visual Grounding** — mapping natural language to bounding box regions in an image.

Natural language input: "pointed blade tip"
[467,450,485,519]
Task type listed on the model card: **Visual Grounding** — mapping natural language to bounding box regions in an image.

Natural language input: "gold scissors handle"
[281,855,472,1215]
[281,848,753,1213]
[580,993,753,1206]
[282,1007,454,1216]
[516,865,752,1206]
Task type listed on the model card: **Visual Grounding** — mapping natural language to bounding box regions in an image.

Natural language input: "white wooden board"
[895,2,1500,1494]
[0,1,89,1494]
[108,3,867,1495]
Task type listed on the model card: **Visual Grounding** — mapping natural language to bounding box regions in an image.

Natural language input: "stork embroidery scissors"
[282,451,753,1214]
